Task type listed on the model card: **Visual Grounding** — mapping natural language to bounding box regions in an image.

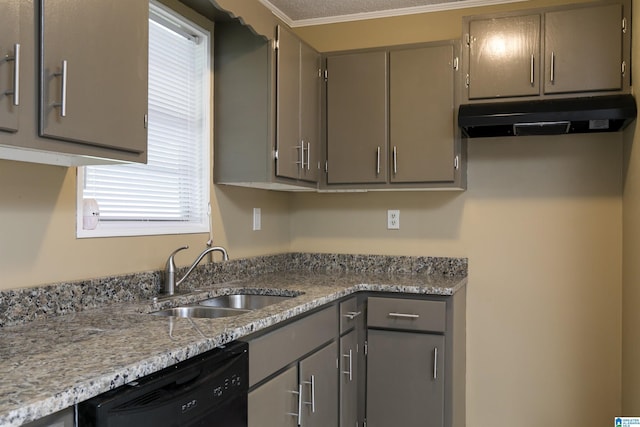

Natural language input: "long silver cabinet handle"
[306,142,311,171]
[287,384,303,426]
[550,51,555,84]
[393,146,398,175]
[388,312,420,319]
[5,43,20,106]
[297,140,306,169]
[433,347,438,380]
[530,54,534,86]
[343,349,353,381]
[376,146,381,175]
[302,375,316,413]
[53,60,68,117]
[343,311,362,320]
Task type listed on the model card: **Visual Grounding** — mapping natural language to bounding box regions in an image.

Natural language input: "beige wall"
[0,0,627,425]
[290,1,624,425]
[622,0,640,414]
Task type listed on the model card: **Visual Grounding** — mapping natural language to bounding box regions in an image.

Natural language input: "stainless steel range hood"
[458,94,637,138]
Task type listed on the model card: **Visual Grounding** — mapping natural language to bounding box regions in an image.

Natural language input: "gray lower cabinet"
[366,330,445,427]
[248,366,299,427]
[365,294,465,427]
[340,330,358,427]
[0,0,20,133]
[299,341,339,427]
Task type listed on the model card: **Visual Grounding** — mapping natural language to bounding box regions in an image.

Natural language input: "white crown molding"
[259,0,527,28]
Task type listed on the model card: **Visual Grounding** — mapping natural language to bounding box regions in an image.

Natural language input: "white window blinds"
[78,3,210,237]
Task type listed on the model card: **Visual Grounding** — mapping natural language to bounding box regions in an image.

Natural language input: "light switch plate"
[253,208,261,231]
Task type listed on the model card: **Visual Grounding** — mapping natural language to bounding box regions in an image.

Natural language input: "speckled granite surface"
[0,253,467,427]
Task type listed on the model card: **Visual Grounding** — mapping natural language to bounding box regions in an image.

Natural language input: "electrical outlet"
[253,208,261,231]
[387,209,400,230]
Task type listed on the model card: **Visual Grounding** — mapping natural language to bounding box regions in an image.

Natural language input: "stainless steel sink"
[198,294,293,310]
[151,306,251,319]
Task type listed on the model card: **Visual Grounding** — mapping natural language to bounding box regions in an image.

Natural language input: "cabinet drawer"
[367,297,446,332]
[340,297,363,334]
[249,305,338,386]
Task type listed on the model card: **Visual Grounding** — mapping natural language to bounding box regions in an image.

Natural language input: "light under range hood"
[458,94,637,138]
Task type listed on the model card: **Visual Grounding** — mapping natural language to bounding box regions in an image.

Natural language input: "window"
[77,2,211,238]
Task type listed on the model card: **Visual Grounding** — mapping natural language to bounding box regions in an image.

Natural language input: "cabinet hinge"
[465,73,470,88]
[274,149,279,160]
[464,33,470,46]
[273,39,279,50]
[364,340,368,356]
[453,56,459,71]
[364,418,367,427]
[324,160,328,173]
[318,68,323,78]
[622,61,627,76]
[323,69,328,82]
[143,114,148,129]
[622,17,627,34]
[454,155,460,170]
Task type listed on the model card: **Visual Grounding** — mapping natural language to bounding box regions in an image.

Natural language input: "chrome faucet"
[164,245,229,295]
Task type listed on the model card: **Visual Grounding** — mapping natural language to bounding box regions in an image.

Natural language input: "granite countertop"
[0,255,466,427]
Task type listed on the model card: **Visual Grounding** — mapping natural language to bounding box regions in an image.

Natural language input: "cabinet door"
[340,331,358,427]
[0,0,20,133]
[299,341,338,427]
[276,25,302,180]
[544,4,623,94]
[468,14,540,99]
[390,45,455,183]
[299,41,320,183]
[39,0,147,155]
[248,366,299,427]
[366,330,445,427]
[326,52,387,184]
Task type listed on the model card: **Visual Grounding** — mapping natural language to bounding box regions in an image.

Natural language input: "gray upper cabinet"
[214,20,318,190]
[325,42,463,190]
[0,0,147,166]
[544,3,623,94]
[39,0,147,156]
[275,26,320,183]
[390,45,456,183]
[0,0,20,133]
[326,51,388,185]
[464,0,630,103]
[467,14,541,99]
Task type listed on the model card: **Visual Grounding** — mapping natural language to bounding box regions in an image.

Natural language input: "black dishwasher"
[78,341,248,427]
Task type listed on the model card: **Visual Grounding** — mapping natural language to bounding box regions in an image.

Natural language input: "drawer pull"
[344,311,362,320]
[433,347,438,380]
[388,312,420,319]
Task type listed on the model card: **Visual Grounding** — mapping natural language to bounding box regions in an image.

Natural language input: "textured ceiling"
[259,0,526,26]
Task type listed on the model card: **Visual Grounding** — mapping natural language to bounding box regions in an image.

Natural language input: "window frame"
[76,1,212,239]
